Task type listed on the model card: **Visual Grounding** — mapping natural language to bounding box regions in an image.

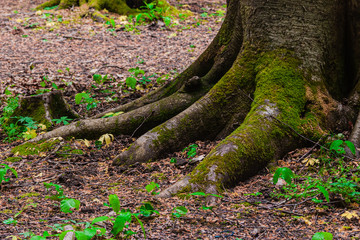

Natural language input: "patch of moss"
[0,209,13,214]
[5,157,22,162]
[187,48,325,193]
[17,192,40,200]
[11,139,61,156]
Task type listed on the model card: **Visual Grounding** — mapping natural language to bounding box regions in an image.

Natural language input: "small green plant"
[182,144,198,158]
[134,1,171,26]
[188,192,223,211]
[170,157,177,163]
[273,167,294,185]
[0,164,18,184]
[103,194,148,238]
[93,74,113,85]
[145,181,160,195]
[75,92,99,110]
[312,232,333,240]
[2,217,17,226]
[52,116,72,125]
[171,206,188,219]
[44,182,80,213]
[329,139,356,156]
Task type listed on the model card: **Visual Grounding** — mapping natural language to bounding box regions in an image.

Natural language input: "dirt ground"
[1,0,360,239]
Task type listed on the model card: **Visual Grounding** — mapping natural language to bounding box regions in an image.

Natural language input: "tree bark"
[29,0,360,200]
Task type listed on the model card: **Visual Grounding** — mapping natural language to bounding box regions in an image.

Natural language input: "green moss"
[57,146,84,159]
[188,48,325,193]
[11,139,60,156]
[151,124,176,148]
[17,192,40,199]
[0,209,13,214]
[5,157,22,162]
[9,98,50,128]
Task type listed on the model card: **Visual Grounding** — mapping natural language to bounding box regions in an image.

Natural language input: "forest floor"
[1,0,360,239]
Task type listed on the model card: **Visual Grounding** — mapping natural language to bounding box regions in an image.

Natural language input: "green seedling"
[312,232,333,240]
[0,164,18,184]
[329,139,356,156]
[145,181,160,195]
[189,192,223,211]
[171,206,188,219]
[273,167,294,185]
[182,144,198,158]
[44,182,80,213]
[104,194,147,238]
[52,116,72,125]
[75,92,98,110]
[93,74,112,85]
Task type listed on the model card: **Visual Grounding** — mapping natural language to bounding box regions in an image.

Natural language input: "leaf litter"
[1,0,360,239]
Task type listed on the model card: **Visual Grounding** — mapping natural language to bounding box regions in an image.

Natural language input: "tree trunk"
[29,0,360,200]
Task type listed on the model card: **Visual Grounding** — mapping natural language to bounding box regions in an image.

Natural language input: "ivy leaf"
[312,232,333,240]
[329,139,343,153]
[273,167,294,185]
[75,228,96,240]
[60,199,80,213]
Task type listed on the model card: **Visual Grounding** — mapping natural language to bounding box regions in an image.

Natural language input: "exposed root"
[30,91,199,142]
[113,49,256,166]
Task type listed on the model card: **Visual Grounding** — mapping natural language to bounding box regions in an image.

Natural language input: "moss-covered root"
[113,50,257,166]
[160,52,316,199]
[28,91,199,142]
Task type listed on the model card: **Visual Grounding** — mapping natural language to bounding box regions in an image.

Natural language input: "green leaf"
[174,206,188,215]
[125,77,137,89]
[75,228,96,240]
[60,199,80,213]
[3,217,17,225]
[345,140,356,156]
[111,211,132,236]
[273,167,294,185]
[189,192,206,196]
[59,230,74,240]
[312,232,333,240]
[91,216,110,225]
[30,236,46,240]
[329,139,343,152]
[317,185,330,202]
[93,74,102,84]
[145,182,159,193]
[109,194,120,214]
[201,205,213,210]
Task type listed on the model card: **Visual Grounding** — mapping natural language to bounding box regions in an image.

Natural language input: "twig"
[130,111,154,138]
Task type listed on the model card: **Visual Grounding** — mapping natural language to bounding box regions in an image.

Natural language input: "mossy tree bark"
[30,0,360,200]
[36,0,173,16]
